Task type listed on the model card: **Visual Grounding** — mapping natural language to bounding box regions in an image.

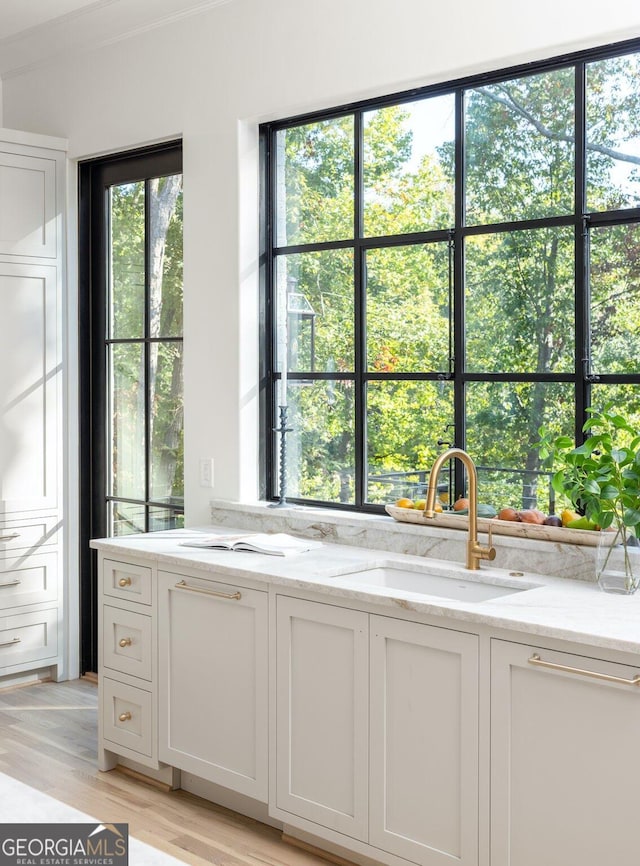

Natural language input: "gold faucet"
[424,447,496,571]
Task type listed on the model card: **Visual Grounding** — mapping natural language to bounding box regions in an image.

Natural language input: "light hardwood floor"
[0,679,332,866]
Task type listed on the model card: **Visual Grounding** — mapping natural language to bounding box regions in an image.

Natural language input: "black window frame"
[78,140,183,673]
[260,37,640,512]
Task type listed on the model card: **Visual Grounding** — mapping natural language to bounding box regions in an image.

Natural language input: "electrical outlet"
[199,458,214,488]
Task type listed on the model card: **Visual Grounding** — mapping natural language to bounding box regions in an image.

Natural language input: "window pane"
[366,243,450,373]
[276,250,354,374]
[149,175,183,337]
[366,381,454,504]
[110,182,145,338]
[589,384,640,428]
[276,118,354,246]
[465,382,574,511]
[150,342,184,504]
[149,507,184,532]
[590,224,640,374]
[110,501,145,536]
[587,53,640,211]
[286,381,355,504]
[110,343,145,501]
[465,227,574,373]
[465,68,574,224]
[363,96,455,236]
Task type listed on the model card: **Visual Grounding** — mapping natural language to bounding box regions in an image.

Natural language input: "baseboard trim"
[282,833,358,866]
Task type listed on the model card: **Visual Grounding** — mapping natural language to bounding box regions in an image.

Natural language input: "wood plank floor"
[0,679,331,866]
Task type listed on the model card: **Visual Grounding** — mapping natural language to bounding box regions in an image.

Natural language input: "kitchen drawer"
[0,515,60,556]
[103,605,152,681]
[102,677,153,758]
[103,559,152,606]
[0,552,58,611]
[0,608,58,669]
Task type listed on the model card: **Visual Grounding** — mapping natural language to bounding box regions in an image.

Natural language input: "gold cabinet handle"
[118,576,132,587]
[118,637,132,648]
[174,579,241,601]
[0,533,19,542]
[0,579,20,588]
[528,653,640,687]
[0,637,21,648]
[118,711,132,722]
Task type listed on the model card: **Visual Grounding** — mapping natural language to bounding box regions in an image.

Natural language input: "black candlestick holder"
[270,404,293,507]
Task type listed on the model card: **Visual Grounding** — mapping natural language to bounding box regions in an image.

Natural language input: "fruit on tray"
[395,498,414,509]
[566,515,599,531]
[453,497,470,511]
[561,508,581,526]
[498,507,520,521]
[518,508,546,525]
[544,515,563,527]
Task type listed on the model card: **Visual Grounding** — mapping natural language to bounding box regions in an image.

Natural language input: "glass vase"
[596,527,640,595]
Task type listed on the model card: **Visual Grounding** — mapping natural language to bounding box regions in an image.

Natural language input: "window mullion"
[575,61,589,444]
[144,177,151,532]
[354,110,365,507]
[453,87,466,498]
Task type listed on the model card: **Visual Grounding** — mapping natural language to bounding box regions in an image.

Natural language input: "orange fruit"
[395,497,414,509]
[453,497,470,511]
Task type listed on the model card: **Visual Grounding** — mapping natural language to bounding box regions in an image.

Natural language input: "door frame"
[78,141,183,674]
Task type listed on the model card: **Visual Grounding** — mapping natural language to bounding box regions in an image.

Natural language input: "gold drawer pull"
[0,579,21,588]
[528,653,640,687]
[118,576,132,587]
[118,711,132,722]
[118,637,132,648]
[0,533,20,542]
[174,579,241,601]
[0,637,21,648]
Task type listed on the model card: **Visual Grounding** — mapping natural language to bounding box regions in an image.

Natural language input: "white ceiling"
[0,0,102,41]
[0,0,233,79]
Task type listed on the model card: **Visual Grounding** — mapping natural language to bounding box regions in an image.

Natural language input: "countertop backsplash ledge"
[210,499,597,583]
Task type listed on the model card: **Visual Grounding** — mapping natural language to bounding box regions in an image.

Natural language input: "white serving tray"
[385,504,614,547]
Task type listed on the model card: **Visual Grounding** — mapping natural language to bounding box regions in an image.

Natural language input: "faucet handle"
[486,521,496,561]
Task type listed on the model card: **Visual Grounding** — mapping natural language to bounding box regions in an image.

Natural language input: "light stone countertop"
[91,526,640,657]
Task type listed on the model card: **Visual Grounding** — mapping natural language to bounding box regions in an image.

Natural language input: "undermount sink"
[334,565,532,603]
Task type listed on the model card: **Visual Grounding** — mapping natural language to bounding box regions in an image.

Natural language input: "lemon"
[395,498,414,509]
[561,508,580,527]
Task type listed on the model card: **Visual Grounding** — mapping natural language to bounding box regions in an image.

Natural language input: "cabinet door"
[0,149,57,259]
[370,616,479,866]
[158,571,268,801]
[491,639,640,866]
[275,596,369,841]
[0,263,59,513]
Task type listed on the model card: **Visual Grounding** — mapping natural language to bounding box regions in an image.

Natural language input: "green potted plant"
[538,404,640,594]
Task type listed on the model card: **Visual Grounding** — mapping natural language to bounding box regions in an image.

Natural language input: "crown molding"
[0,0,235,80]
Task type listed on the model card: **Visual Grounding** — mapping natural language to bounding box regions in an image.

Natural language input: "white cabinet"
[491,639,640,866]
[0,263,59,514]
[98,554,157,771]
[158,569,268,801]
[275,596,369,840]
[0,133,65,685]
[370,616,478,866]
[0,148,58,259]
[274,597,478,864]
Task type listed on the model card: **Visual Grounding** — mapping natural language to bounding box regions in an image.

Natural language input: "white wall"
[3,0,640,524]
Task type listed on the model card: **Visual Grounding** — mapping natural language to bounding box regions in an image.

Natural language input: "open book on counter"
[180,532,323,556]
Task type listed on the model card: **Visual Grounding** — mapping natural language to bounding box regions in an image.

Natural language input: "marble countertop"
[91,527,640,656]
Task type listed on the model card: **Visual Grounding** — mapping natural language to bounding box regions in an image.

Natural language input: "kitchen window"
[260,40,640,511]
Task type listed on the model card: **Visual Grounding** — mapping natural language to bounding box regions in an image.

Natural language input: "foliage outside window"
[262,42,640,511]
[108,173,184,534]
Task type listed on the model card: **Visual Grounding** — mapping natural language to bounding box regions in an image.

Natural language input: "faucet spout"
[424,447,496,571]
